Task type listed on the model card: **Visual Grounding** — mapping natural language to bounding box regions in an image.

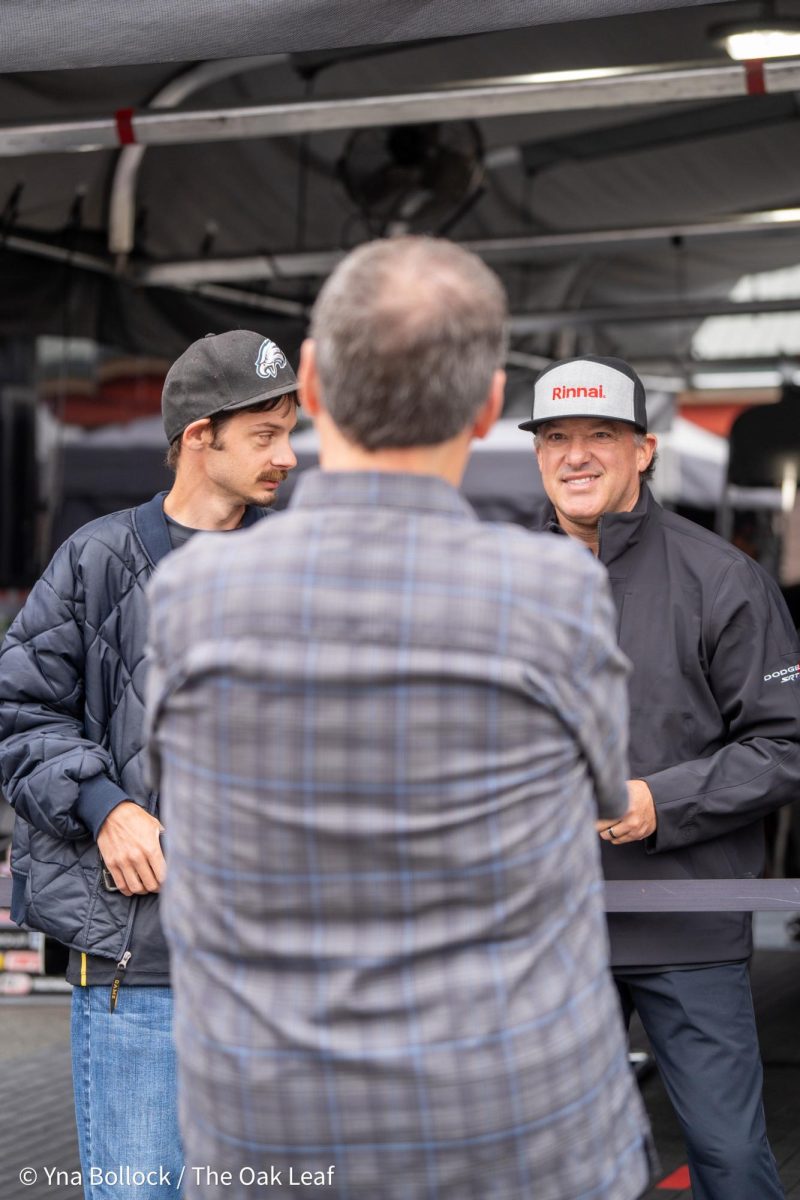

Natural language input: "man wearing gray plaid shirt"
[146,237,653,1200]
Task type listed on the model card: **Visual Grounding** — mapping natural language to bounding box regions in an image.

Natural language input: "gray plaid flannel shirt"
[146,470,652,1200]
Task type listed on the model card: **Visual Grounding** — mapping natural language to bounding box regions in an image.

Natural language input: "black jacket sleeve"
[0,538,128,841]
[645,555,800,852]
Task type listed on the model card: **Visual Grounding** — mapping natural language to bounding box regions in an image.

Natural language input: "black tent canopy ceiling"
[1,1,800,375]
[2,0,731,73]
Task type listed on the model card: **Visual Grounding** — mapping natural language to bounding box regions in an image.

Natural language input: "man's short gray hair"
[310,236,509,451]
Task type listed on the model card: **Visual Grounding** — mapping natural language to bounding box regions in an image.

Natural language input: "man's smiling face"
[534,417,656,537]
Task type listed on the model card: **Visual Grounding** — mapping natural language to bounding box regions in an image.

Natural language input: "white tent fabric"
[1,0,729,73]
[654,415,728,507]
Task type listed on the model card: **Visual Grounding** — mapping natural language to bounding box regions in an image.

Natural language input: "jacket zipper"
[104,789,159,1010]
[109,950,132,1013]
[100,793,158,1010]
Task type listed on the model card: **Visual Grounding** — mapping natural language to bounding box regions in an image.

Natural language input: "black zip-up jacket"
[0,492,265,983]
[537,486,800,967]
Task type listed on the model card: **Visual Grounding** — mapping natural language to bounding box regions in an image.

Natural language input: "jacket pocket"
[686,833,757,881]
[10,869,30,928]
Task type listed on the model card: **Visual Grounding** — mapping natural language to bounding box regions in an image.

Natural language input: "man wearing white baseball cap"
[523,354,800,1200]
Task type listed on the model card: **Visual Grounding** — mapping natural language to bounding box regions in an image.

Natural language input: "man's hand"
[597,779,657,845]
[96,801,166,897]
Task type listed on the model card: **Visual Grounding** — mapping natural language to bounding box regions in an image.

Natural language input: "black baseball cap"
[162,330,299,445]
[518,355,648,433]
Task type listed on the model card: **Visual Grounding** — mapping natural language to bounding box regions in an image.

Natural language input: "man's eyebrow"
[250,418,295,432]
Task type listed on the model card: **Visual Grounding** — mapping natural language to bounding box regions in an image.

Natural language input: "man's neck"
[163,478,246,531]
[554,512,600,555]
[552,485,644,555]
[316,415,471,488]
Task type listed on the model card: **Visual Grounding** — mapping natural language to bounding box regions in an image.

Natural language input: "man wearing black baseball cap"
[163,330,299,527]
[0,329,298,1198]
[522,354,799,1199]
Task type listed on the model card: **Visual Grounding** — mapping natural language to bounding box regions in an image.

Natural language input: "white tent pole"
[139,207,800,286]
[108,56,288,260]
[2,57,799,158]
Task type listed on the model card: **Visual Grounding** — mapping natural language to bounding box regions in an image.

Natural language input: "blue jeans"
[71,985,183,1199]
[616,963,784,1200]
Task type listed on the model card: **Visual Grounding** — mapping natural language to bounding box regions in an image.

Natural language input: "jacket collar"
[539,483,655,566]
[288,469,477,520]
[132,491,266,567]
[597,483,653,566]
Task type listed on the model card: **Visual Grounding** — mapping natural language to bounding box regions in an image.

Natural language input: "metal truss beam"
[1,57,800,157]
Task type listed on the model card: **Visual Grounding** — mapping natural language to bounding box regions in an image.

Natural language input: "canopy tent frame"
[2,57,798,160]
[2,6,800,364]
[140,207,800,287]
[9,225,800,331]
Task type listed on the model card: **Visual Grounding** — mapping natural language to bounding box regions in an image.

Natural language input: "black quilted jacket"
[0,492,264,970]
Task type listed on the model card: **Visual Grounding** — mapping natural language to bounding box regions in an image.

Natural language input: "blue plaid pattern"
[146,471,652,1200]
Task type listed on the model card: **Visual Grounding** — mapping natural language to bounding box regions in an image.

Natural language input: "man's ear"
[471,369,505,441]
[639,432,658,472]
[298,338,321,418]
[181,417,213,453]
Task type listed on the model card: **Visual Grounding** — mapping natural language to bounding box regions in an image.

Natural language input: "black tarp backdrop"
[728,385,800,489]
[0,249,305,362]
[0,342,37,587]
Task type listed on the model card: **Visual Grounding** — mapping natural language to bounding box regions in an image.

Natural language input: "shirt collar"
[288,469,477,520]
[134,491,267,567]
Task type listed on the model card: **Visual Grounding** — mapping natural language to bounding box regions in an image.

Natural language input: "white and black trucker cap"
[518,355,647,433]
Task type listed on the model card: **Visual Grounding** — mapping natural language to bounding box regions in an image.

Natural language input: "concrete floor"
[1,918,799,1199]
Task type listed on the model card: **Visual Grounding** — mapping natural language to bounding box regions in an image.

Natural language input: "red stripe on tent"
[744,59,766,95]
[114,108,136,145]
[657,1164,691,1190]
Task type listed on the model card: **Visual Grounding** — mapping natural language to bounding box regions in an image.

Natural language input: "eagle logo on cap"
[254,339,287,380]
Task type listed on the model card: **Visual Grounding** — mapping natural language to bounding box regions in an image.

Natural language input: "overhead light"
[719,25,800,59]
[711,3,800,60]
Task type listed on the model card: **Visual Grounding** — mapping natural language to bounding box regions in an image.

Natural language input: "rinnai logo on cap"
[535,360,637,426]
[255,339,288,380]
[551,385,606,399]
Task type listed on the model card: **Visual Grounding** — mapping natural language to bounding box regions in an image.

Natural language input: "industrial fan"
[337,121,485,236]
